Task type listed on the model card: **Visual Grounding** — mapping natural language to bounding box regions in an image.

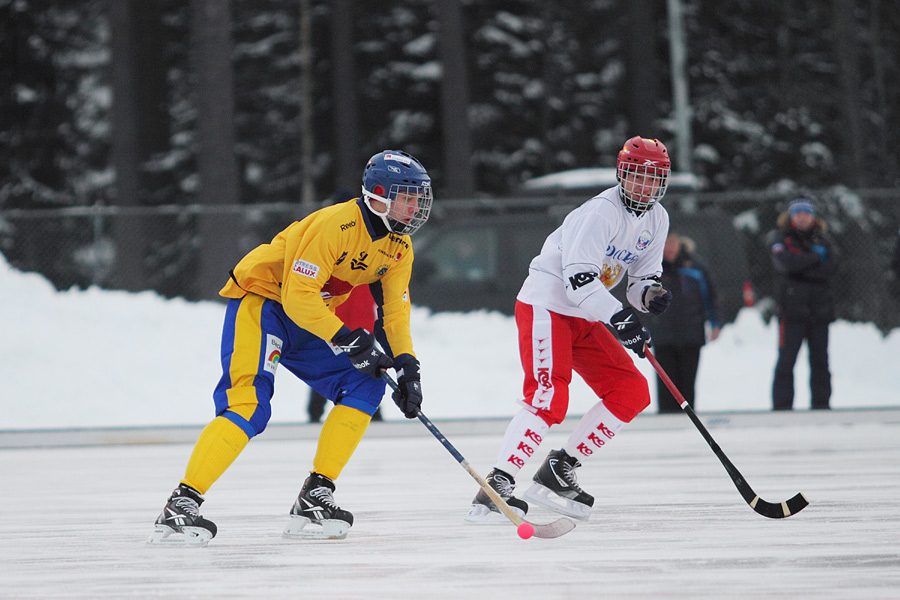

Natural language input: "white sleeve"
[559,206,623,322]
[625,211,669,312]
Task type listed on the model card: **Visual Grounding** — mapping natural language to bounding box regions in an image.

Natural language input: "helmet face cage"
[362,150,432,235]
[616,162,670,215]
[383,182,433,236]
[615,137,671,216]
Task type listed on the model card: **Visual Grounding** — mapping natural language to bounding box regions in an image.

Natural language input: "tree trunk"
[191,0,241,299]
[832,0,865,186]
[107,0,168,292]
[624,0,660,136]
[330,0,360,198]
[299,0,316,209]
[437,0,474,198]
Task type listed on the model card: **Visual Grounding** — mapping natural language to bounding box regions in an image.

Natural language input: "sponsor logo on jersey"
[568,271,598,290]
[263,334,283,374]
[350,251,369,271]
[376,265,389,277]
[605,244,639,265]
[292,259,320,279]
[340,220,356,231]
[389,233,410,249]
[635,230,652,251]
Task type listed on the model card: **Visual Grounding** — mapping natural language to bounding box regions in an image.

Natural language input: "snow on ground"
[1,253,897,430]
[2,255,899,599]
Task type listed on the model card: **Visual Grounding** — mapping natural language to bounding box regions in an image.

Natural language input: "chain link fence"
[2,187,899,333]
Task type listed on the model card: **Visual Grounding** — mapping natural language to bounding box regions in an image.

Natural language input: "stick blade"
[749,492,809,519]
[531,516,577,539]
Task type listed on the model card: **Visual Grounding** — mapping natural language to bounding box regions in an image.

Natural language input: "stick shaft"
[381,373,524,525]
[645,346,808,518]
[381,371,577,536]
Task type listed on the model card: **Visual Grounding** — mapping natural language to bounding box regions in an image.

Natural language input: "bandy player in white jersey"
[467,136,674,522]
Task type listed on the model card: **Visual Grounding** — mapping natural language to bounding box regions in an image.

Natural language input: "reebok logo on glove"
[332,327,393,378]
[610,307,651,358]
[613,312,635,331]
[335,334,363,354]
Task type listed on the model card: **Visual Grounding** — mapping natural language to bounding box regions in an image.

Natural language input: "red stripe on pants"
[515,301,650,425]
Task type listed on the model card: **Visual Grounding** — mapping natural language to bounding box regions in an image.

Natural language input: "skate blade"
[146,525,213,547]
[523,483,592,521]
[464,503,526,524]
[283,515,350,540]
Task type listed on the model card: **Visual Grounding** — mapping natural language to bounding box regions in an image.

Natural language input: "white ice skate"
[283,515,351,540]
[147,523,215,547]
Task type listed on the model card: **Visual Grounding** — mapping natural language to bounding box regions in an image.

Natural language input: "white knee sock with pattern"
[494,408,551,477]
[563,401,626,461]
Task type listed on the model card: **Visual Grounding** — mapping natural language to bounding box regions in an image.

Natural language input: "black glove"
[642,283,672,315]
[611,307,651,358]
[332,327,394,378]
[392,354,422,419]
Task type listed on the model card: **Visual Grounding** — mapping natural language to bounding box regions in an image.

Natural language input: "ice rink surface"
[2,409,899,600]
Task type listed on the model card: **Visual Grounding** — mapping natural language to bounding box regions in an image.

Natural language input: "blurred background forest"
[1,0,899,330]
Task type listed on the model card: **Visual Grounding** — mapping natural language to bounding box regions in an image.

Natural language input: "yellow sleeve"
[379,247,415,358]
[279,218,346,343]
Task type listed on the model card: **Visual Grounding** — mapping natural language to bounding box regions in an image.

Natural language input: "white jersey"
[517,186,670,324]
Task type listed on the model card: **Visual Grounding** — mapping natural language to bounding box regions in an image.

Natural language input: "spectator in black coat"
[647,232,721,413]
[766,197,839,410]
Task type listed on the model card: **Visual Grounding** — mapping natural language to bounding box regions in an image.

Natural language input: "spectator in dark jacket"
[647,232,721,413]
[766,197,838,410]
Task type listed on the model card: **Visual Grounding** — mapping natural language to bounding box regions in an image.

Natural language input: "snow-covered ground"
[1,253,897,431]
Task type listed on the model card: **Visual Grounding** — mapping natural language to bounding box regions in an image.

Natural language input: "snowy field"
[1,253,898,431]
[2,410,899,599]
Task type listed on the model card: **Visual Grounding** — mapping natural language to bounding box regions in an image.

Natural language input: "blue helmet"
[362,150,433,235]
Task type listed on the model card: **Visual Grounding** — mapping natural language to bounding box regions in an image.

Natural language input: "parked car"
[410,192,751,324]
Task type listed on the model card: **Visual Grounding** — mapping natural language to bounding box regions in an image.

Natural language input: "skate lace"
[490,473,515,497]
[309,486,339,509]
[560,459,585,493]
[172,496,200,517]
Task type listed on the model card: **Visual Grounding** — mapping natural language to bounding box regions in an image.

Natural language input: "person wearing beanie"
[765,196,839,411]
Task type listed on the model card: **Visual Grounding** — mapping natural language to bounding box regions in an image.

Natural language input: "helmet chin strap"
[362,185,395,232]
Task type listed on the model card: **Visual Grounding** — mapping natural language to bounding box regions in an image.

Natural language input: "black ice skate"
[523,449,594,521]
[465,468,529,523]
[283,472,354,540]
[147,483,217,547]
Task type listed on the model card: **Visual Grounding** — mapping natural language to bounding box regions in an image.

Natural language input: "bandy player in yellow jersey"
[148,150,432,545]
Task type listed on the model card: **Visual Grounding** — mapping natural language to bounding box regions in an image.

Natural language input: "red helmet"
[616,136,671,215]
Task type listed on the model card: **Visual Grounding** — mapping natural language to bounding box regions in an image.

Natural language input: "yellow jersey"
[220,199,416,358]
